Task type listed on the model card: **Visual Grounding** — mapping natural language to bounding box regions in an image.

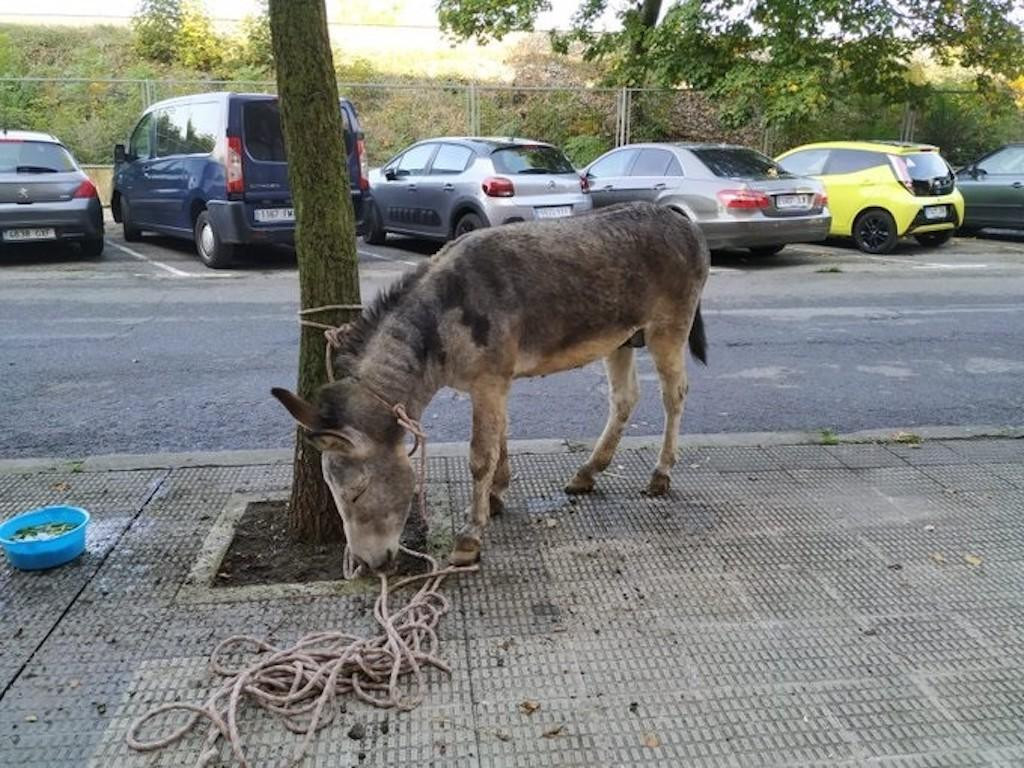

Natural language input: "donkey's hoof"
[451,533,481,566]
[643,471,671,497]
[564,472,595,495]
[489,493,506,517]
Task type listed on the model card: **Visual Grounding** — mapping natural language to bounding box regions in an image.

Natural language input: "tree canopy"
[437,0,1024,126]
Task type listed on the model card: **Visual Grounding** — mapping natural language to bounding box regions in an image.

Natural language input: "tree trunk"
[268,0,361,542]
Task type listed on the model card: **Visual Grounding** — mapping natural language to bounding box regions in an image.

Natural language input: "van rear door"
[239,98,359,226]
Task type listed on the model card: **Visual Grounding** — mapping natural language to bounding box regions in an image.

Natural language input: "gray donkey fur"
[273,201,710,569]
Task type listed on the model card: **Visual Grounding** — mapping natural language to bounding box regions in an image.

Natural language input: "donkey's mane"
[335,260,432,365]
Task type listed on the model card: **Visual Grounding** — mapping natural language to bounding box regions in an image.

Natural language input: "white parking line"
[357,249,419,267]
[105,240,195,277]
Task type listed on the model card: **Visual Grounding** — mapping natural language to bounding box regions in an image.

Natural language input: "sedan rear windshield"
[0,140,76,173]
[692,147,789,180]
[491,145,575,175]
[900,152,951,179]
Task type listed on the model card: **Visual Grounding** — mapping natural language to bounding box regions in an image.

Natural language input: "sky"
[0,0,601,29]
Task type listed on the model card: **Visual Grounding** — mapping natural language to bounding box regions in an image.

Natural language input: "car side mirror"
[384,168,399,181]
[114,143,127,165]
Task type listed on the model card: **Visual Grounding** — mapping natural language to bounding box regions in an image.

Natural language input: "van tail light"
[717,188,769,209]
[72,179,98,199]
[815,191,828,208]
[226,135,244,195]
[579,174,590,193]
[482,176,515,197]
[887,155,914,194]
[357,138,369,191]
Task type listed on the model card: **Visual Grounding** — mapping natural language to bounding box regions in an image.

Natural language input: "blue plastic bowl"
[0,506,89,570]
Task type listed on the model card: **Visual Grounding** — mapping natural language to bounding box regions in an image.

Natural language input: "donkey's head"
[272,381,415,571]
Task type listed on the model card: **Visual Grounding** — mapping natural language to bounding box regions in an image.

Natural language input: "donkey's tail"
[688,303,707,365]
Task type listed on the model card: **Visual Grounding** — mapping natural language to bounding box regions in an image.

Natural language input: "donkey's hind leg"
[566,346,638,494]
[645,326,689,497]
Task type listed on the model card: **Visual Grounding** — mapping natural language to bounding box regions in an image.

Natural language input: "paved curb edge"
[1,424,1021,474]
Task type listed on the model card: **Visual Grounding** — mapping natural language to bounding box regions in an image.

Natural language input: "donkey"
[272,201,710,570]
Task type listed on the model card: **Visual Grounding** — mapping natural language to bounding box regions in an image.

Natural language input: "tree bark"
[268,0,360,542]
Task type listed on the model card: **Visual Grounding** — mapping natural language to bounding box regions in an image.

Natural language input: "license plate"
[254,208,294,223]
[775,194,810,209]
[924,205,947,220]
[536,205,572,219]
[2,227,56,242]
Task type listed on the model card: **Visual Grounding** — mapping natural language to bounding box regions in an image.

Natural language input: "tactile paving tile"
[815,677,979,758]
[592,687,857,767]
[763,444,847,469]
[939,439,1024,464]
[2,444,1023,766]
[916,465,1016,492]
[885,442,966,466]
[927,668,1024,749]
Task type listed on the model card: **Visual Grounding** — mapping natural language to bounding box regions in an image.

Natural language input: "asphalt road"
[2,222,1023,459]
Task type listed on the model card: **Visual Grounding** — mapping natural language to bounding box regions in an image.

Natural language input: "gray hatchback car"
[363,137,591,243]
[584,142,829,255]
[0,130,103,257]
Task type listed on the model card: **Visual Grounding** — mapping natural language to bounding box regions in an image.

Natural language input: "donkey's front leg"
[452,379,509,566]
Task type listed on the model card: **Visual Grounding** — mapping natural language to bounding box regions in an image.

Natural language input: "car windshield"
[901,152,951,179]
[0,140,75,173]
[692,147,790,180]
[491,145,575,175]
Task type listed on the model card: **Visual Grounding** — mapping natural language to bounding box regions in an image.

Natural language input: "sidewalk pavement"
[1,431,1022,767]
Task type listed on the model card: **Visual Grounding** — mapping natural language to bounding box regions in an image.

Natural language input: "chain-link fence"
[0,76,767,169]
[2,76,1019,172]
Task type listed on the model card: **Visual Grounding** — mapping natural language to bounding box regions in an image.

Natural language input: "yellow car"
[776,141,964,254]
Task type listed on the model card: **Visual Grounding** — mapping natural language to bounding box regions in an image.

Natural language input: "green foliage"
[915,86,1023,167]
[241,1,274,71]
[132,0,182,65]
[439,0,1024,130]
[562,134,611,166]
[175,1,223,72]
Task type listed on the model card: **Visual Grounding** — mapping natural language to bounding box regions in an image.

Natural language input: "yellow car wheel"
[852,208,898,254]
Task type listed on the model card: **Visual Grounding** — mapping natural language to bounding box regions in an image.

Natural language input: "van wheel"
[852,209,898,254]
[914,230,953,248]
[749,244,785,256]
[80,238,104,258]
[121,198,142,242]
[194,211,235,269]
[363,202,387,245]
[453,211,484,240]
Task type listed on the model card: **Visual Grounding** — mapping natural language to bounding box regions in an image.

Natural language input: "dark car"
[112,92,368,268]
[0,130,103,257]
[584,142,829,256]
[957,143,1024,233]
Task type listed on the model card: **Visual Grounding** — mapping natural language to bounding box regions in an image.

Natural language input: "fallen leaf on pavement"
[930,552,946,564]
[519,700,541,715]
[51,481,70,492]
[495,730,512,742]
[964,554,983,567]
[643,733,661,748]
[541,725,564,739]
[543,517,558,528]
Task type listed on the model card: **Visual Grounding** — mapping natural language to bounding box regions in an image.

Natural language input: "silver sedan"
[584,142,830,255]
[0,130,104,257]
[363,137,591,244]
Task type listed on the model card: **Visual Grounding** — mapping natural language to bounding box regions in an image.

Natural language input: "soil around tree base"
[213,500,429,588]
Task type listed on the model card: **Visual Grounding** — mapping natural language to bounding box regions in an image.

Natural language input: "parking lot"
[2,218,1024,459]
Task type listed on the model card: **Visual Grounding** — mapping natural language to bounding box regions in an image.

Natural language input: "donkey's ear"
[310,427,372,458]
[271,387,318,431]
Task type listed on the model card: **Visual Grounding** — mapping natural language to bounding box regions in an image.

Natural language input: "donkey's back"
[422,201,709,379]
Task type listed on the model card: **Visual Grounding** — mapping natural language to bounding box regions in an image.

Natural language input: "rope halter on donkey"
[298,304,430,540]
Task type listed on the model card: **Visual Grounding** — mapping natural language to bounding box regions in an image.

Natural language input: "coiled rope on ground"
[127,548,478,767]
